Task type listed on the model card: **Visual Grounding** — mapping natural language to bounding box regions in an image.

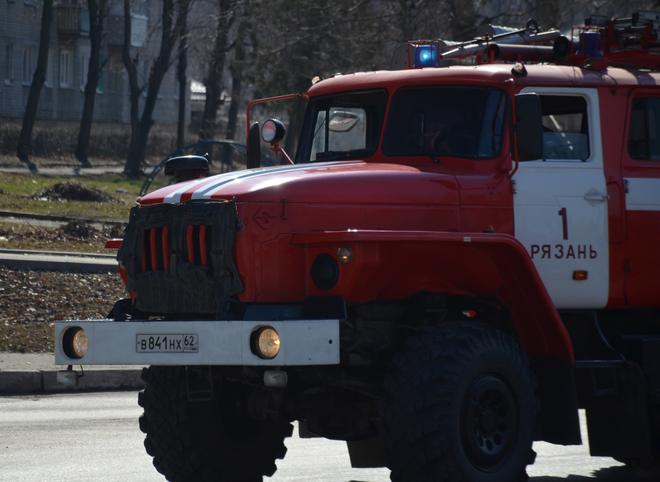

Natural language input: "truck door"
[622,92,660,306]
[513,87,609,309]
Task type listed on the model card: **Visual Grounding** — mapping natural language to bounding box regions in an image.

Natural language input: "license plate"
[136,334,199,353]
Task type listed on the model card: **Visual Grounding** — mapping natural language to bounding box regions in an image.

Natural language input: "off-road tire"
[138,366,293,482]
[381,323,537,482]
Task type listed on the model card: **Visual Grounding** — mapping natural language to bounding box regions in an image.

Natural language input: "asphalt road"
[0,392,655,482]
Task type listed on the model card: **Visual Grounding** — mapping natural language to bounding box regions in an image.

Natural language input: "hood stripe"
[162,170,249,204]
[188,161,360,202]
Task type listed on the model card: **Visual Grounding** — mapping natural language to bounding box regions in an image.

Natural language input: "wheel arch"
[293,229,581,445]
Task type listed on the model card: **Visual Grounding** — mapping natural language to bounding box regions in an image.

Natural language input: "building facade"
[0,0,186,125]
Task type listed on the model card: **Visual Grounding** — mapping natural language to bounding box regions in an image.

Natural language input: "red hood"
[139,161,457,206]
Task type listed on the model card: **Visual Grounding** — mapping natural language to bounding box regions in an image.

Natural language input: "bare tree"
[199,0,235,140]
[225,5,249,142]
[122,0,142,176]
[534,0,560,29]
[16,0,54,173]
[75,0,108,168]
[123,0,186,178]
[447,0,479,40]
[177,0,192,148]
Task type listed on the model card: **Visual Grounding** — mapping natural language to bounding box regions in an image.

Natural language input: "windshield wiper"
[421,147,442,163]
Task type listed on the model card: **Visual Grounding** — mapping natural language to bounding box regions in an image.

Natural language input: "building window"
[59,49,73,88]
[45,49,55,87]
[97,65,105,94]
[80,54,88,90]
[131,0,147,15]
[22,46,34,84]
[5,44,14,83]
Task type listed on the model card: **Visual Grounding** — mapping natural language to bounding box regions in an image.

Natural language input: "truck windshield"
[296,90,387,163]
[383,86,507,159]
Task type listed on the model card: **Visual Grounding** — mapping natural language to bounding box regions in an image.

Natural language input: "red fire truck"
[56,12,660,482]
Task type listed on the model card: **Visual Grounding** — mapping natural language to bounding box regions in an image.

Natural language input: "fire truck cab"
[56,13,660,482]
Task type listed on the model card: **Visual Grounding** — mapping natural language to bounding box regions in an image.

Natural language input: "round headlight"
[261,119,286,144]
[63,327,89,359]
[251,327,281,359]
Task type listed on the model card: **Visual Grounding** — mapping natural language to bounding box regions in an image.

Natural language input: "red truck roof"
[307,64,660,97]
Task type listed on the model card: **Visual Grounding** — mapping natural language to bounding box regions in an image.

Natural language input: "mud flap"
[577,361,653,459]
[346,437,387,468]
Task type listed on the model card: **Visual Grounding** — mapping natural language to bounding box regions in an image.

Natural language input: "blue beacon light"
[414,44,438,68]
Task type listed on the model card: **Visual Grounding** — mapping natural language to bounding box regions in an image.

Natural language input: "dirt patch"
[0,268,125,352]
[35,182,117,203]
[0,221,126,253]
[62,220,99,239]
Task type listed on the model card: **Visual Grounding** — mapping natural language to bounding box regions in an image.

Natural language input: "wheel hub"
[460,375,518,471]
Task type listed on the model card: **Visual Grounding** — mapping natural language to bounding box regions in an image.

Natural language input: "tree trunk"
[176,0,190,149]
[199,0,234,140]
[535,0,560,30]
[225,16,247,142]
[16,0,54,172]
[76,0,107,167]
[122,0,141,177]
[448,0,478,41]
[124,0,182,178]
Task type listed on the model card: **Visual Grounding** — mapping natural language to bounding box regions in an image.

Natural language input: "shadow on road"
[531,465,657,481]
[344,466,655,482]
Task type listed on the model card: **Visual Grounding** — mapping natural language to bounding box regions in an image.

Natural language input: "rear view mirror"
[247,122,261,169]
[329,110,360,132]
[515,93,543,161]
[164,155,209,183]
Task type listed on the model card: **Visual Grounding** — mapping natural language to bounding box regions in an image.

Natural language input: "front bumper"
[55,319,340,366]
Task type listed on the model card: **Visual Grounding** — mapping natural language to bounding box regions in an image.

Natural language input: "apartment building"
[0,0,185,125]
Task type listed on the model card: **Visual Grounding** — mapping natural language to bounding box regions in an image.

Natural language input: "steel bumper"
[54,319,340,366]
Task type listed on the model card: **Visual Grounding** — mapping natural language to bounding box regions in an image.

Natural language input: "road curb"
[0,250,117,273]
[0,369,144,395]
[0,210,125,227]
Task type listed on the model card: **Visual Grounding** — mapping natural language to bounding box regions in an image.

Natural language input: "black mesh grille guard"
[117,201,244,317]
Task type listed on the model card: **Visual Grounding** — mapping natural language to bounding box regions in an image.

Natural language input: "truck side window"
[296,90,387,164]
[628,97,660,160]
[540,95,589,161]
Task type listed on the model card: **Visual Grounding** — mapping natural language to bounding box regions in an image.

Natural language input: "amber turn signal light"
[573,270,588,281]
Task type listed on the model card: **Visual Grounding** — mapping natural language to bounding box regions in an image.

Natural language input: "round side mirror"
[261,119,287,144]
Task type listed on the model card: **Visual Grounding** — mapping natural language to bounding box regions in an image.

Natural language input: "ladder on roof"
[407,11,660,71]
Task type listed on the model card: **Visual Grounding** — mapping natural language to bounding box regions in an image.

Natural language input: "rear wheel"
[138,366,292,482]
[382,323,537,482]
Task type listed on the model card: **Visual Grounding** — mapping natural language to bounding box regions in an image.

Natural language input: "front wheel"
[381,323,537,482]
[138,366,292,482]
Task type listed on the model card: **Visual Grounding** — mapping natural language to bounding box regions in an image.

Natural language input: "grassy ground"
[0,166,146,352]
[0,172,144,221]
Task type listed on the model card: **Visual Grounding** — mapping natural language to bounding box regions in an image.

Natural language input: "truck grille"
[118,201,243,316]
[140,224,213,272]
[141,226,170,272]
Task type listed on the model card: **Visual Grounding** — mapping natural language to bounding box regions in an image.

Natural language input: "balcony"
[55,4,90,37]
[106,14,148,48]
